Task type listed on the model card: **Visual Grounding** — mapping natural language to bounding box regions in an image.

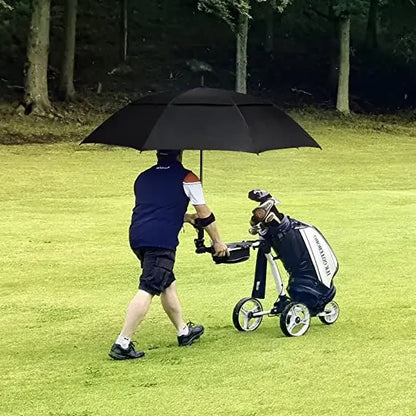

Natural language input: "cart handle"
[194,226,262,254]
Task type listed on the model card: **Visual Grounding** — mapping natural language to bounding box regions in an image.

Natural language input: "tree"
[306,0,368,114]
[235,2,250,92]
[332,0,369,115]
[365,0,379,49]
[59,0,77,101]
[198,0,291,93]
[198,0,250,92]
[263,1,276,54]
[120,0,128,62]
[24,0,51,114]
[337,14,350,114]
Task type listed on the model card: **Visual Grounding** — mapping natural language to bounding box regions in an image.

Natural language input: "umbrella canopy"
[82,87,320,153]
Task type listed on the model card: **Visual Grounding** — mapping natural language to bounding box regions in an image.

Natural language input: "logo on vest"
[156,166,171,170]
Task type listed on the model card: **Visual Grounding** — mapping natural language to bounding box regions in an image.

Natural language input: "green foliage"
[197,0,251,31]
[332,0,368,17]
[0,0,12,10]
[273,0,292,13]
[300,0,370,19]
[392,33,416,63]
[380,0,416,63]
[0,0,31,73]
[197,0,291,31]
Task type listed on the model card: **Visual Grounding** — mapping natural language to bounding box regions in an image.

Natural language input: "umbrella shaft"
[199,150,203,185]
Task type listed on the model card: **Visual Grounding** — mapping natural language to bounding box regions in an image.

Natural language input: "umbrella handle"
[194,227,213,254]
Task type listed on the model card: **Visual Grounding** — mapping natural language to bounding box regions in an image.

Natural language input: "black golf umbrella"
[82,87,320,180]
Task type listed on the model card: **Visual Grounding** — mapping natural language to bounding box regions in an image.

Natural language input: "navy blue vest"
[129,161,191,250]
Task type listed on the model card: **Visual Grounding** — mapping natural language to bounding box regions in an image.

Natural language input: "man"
[109,149,228,360]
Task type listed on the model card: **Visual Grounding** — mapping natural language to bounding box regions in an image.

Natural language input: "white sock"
[177,324,189,337]
[116,335,131,349]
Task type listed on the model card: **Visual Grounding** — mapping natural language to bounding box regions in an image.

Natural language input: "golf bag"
[248,190,338,312]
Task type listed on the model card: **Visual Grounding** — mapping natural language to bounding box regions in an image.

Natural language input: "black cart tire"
[232,297,263,332]
[318,301,340,325]
[279,302,311,337]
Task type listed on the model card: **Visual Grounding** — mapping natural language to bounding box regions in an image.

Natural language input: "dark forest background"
[0,0,415,113]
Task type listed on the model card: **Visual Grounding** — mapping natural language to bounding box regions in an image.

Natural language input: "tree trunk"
[327,0,339,101]
[365,0,378,49]
[264,4,274,54]
[120,0,128,62]
[59,0,77,101]
[235,12,249,93]
[24,0,51,114]
[336,16,350,115]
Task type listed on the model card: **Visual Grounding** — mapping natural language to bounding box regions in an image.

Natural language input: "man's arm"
[193,204,228,257]
[182,171,228,256]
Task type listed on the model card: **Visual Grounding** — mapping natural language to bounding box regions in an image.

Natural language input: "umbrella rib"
[146,92,185,151]
[232,100,257,153]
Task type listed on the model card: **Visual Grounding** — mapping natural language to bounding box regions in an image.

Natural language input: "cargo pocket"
[155,256,174,273]
[155,256,175,291]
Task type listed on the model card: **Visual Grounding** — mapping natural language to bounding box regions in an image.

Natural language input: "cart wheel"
[318,301,340,325]
[279,302,310,337]
[232,297,263,332]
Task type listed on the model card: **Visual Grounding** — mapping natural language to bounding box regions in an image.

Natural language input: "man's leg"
[120,289,153,338]
[160,281,186,331]
[109,289,152,360]
[161,282,204,346]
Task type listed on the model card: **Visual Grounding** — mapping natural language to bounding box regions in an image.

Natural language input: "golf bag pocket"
[287,277,336,311]
[298,225,338,288]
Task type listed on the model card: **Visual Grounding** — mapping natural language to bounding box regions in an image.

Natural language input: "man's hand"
[212,241,228,257]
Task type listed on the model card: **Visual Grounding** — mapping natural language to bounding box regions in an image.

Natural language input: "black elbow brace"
[195,213,216,228]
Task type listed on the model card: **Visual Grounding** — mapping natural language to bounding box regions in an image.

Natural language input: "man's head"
[156,149,182,164]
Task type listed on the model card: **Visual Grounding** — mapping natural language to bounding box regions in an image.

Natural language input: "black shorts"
[133,247,176,296]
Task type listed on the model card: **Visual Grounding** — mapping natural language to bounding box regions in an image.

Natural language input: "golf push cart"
[194,190,340,337]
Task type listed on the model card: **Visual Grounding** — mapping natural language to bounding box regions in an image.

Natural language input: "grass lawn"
[0,114,415,416]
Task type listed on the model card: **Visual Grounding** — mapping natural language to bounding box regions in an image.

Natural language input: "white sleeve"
[183,181,206,205]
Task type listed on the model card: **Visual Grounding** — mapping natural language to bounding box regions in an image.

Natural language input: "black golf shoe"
[177,322,204,346]
[109,341,145,360]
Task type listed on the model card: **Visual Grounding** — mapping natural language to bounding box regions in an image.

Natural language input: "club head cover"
[248,189,272,203]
